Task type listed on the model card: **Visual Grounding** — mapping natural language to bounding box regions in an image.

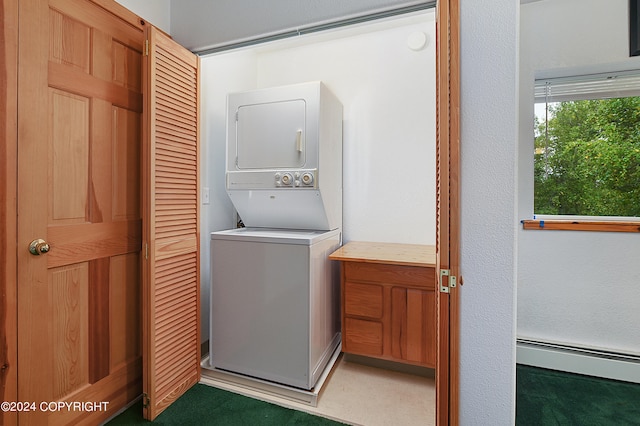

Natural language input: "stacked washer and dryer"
[210,82,343,390]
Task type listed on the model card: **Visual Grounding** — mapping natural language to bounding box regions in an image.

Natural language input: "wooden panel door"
[16,0,145,424]
[142,25,201,421]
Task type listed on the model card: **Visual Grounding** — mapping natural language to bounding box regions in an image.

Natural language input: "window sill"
[521,220,640,233]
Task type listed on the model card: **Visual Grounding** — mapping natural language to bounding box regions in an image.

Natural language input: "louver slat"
[142,26,200,421]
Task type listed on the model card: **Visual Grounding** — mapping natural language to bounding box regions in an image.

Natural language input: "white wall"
[459,2,519,424]
[518,0,640,356]
[114,0,171,34]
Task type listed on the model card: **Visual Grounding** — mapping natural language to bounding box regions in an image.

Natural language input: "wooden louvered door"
[142,25,201,421]
[16,0,144,424]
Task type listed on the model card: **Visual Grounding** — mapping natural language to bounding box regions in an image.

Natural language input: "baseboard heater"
[516,338,640,384]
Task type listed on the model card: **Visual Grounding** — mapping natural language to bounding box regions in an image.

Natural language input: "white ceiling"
[169,0,433,53]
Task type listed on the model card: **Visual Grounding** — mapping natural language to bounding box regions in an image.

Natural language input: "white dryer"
[225,81,343,231]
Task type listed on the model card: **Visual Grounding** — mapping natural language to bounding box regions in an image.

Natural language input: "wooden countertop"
[329,241,436,268]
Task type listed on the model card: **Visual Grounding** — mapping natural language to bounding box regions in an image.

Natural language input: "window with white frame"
[534,72,640,218]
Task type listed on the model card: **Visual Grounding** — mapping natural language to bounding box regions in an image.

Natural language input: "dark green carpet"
[107,365,640,425]
[106,384,345,425]
[516,364,640,426]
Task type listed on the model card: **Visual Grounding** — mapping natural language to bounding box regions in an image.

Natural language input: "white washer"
[210,227,342,390]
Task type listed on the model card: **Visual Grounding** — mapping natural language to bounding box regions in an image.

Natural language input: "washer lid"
[210,227,340,245]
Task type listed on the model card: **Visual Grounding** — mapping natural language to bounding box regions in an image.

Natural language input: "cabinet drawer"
[344,318,383,356]
[344,262,435,289]
[344,281,383,319]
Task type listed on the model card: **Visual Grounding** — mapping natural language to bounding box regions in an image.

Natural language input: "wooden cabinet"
[330,242,436,368]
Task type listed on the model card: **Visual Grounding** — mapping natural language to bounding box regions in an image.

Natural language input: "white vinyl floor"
[201,353,436,426]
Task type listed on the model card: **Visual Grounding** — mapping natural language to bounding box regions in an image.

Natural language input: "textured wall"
[459,1,519,424]
[170,0,429,51]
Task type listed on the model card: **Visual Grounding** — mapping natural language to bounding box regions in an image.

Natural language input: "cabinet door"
[142,25,201,421]
[391,287,436,367]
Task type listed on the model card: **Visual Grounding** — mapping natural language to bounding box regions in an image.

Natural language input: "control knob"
[301,172,314,186]
[281,173,293,186]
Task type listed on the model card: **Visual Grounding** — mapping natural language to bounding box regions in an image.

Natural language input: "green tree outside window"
[534,97,640,217]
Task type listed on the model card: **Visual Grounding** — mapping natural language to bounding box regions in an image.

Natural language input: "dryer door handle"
[296,130,303,153]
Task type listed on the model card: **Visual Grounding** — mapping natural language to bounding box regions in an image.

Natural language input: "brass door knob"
[29,239,50,255]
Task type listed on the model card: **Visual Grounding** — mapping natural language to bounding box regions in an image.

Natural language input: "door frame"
[1,1,19,424]
[436,1,460,424]
[1,0,461,424]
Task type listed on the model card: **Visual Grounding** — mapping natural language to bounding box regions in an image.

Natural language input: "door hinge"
[144,242,149,260]
[439,269,457,293]
[144,39,149,56]
[142,393,150,409]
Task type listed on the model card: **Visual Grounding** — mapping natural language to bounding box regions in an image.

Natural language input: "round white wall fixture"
[407,31,428,51]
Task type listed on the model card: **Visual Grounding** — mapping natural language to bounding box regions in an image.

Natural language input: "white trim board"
[516,339,640,384]
[199,343,341,407]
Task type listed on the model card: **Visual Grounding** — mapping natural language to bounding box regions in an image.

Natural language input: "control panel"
[275,170,316,188]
